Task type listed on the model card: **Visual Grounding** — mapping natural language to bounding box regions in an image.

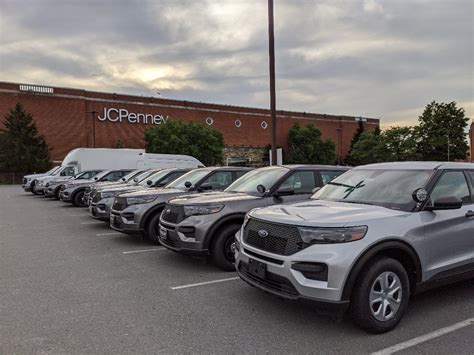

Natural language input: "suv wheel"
[73,191,86,207]
[145,213,162,245]
[351,257,410,334]
[54,187,61,200]
[211,224,241,271]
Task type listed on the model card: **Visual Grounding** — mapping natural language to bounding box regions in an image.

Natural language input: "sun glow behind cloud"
[0,0,472,126]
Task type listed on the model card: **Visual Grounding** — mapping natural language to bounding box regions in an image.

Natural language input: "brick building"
[0,81,379,165]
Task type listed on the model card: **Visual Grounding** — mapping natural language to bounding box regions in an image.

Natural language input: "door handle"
[465,210,474,218]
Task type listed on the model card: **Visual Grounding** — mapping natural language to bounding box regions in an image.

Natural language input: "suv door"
[272,170,317,204]
[421,170,474,280]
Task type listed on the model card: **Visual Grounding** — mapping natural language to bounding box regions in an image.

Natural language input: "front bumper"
[109,208,143,234]
[90,198,113,221]
[234,229,358,304]
[59,188,74,202]
[158,215,215,256]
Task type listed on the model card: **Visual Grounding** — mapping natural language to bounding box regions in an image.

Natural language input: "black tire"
[210,223,241,271]
[54,187,61,200]
[73,190,86,207]
[350,257,410,334]
[31,181,39,195]
[144,211,162,245]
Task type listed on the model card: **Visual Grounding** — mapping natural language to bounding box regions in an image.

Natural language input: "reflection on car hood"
[249,199,409,227]
[120,187,185,198]
[170,191,259,205]
[99,185,146,194]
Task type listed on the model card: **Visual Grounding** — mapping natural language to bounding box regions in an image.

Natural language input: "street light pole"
[268,0,277,165]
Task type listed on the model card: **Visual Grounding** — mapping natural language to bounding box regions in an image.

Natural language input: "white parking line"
[171,277,240,290]
[122,248,166,254]
[372,318,474,355]
[66,214,89,217]
[80,221,104,225]
[96,232,122,236]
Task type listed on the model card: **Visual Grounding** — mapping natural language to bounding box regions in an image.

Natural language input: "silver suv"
[44,170,102,199]
[160,165,349,270]
[110,167,252,242]
[235,162,474,333]
[89,168,190,221]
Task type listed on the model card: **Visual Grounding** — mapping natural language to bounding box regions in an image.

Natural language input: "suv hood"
[99,185,147,194]
[170,191,259,205]
[24,173,48,180]
[120,187,186,198]
[249,199,410,228]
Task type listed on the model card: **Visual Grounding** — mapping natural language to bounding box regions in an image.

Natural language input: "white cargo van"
[61,148,204,173]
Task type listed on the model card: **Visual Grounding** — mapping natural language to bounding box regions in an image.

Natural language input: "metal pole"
[268,0,277,165]
[86,111,98,148]
[447,132,450,161]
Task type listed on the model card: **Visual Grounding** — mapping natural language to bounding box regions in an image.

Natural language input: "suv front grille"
[161,204,185,224]
[112,197,127,211]
[243,219,304,256]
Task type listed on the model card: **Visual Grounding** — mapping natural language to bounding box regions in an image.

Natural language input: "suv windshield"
[225,167,289,195]
[128,170,154,184]
[138,170,170,186]
[312,169,433,211]
[165,169,211,190]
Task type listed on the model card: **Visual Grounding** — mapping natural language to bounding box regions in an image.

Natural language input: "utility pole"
[447,132,450,161]
[86,111,98,148]
[268,0,277,165]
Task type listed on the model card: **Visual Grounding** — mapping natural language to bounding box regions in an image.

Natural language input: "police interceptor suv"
[160,165,349,270]
[235,162,474,333]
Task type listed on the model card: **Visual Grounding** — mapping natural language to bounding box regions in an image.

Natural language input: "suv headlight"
[183,204,224,216]
[126,195,157,205]
[298,226,368,244]
[100,191,117,199]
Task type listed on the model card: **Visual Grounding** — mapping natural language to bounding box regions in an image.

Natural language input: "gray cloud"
[0,0,472,127]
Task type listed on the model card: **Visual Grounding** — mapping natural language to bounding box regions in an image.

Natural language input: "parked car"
[32,166,76,195]
[60,169,133,206]
[22,166,61,193]
[44,170,103,199]
[110,167,252,241]
[89,168,190,221]
[235,162,474,333]
[159,165,349,270]
[83,169,148,205]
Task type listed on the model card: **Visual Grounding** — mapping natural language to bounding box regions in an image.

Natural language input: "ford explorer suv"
[90,168,190,221]
[235,162,474,333]
[23,166,61,193]
[44,170,103,199]
[33,166,77,195]
[160,165,349,270]
[110,167,252,242]
[60,169,133,207]
[84,169,148,205]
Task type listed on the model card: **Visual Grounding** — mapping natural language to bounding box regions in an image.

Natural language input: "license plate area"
[248,258,267,279]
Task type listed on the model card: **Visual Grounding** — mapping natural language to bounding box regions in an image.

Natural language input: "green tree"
[0,103,51,173]
[348,131,384,165]
[346,120,365,165]
[287,123,336,164]
[144,118,224,166]
[417,101,469,161]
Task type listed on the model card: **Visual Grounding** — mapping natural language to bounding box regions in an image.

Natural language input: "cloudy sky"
[0,0,472,127]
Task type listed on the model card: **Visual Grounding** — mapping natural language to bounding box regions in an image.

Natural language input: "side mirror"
[198,183,212,191]
[274,186,295,198]
[412,188,428,203]
[133,178,138,182]
[184,181,193,188]
[256,184,266,194]
[94,177,98,181]
[312,187,321,194]
[146,180,153,186]
[425,196,463,211]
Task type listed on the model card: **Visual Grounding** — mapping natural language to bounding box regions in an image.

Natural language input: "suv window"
[279,171,316,194]
[320,170,345,185]
[61,167,75,176]
[158,171,186,186]
[430,171,472,205]
[202,171,233,190]
[468,171,474,186]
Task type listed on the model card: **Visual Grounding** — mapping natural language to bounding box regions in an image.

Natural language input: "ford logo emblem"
[258,229,269,238]
[165,209,171,214]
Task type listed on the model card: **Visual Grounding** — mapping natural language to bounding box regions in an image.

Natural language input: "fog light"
[291,262,328,281]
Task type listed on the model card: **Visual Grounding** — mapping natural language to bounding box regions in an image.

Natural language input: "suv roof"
[200,167,253,171]
[280,164,350,170]
[355,161,474,170]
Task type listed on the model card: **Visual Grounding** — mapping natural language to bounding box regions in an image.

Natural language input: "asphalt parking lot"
[1,185,473,354]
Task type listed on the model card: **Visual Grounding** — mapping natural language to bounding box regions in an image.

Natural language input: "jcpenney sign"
[97,107,168,125]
